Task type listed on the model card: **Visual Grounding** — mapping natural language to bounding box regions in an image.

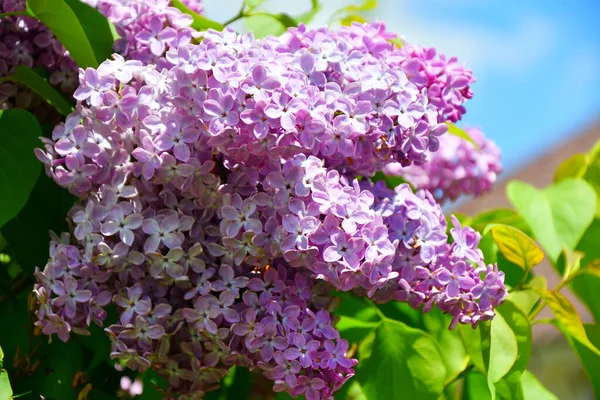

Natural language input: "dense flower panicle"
[83,0,199,67]
[1,0,201,116]
[31,20,503,400]
[384,127,502,202]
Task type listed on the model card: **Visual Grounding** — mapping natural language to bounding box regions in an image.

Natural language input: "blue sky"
[204,0,600,174]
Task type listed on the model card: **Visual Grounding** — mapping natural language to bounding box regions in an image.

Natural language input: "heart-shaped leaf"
[507,179,596,262]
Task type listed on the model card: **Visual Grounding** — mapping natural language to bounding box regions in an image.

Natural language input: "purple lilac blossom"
[384,127,503,202]
[32,20,505,400]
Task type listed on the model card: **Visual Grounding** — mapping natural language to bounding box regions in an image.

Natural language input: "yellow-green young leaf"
[0,65,74,116]
[554,153,588,182]
[576,258,600,279]
[297,0,321,24]
[561,248,584,279]
[508,275,547,315]
[341,14,368,25]
[565,324,600,397]
[27,0,99,67]
[535,289,600,356]
[446,123,480,149]
[491,224,544,271]
[170,0,224,31]
[389,37,403,48]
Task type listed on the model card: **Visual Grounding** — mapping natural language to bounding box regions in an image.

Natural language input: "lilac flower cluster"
[1,0,201,117]
[32,21,505,399]
[384,127,503,202]
[0,0,78,115]
[84,0,200,67]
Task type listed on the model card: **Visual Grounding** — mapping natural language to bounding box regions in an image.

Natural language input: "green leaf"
[1,172,74,272]
[0,345,11,400]
[0,65,74,116]
[521,370,559,400]
[297,0,321,24]
[27,0,100,67]
[508,275,546,315]
[171,0,224,31]
[0,109,42,230]
[490,224,544,272]
[564,324,600,397]
[358,319,446,400]
[535,289,600,356]
[224,367,251,400]
[341,14,368,25]
[463,372,492,400]
[244,0,267,10]
[63,0,117,62]
[554,153,588,182]
[244,12,298,38]
[492,302,532,400]
[337,315,380,344]
[423,309,469,382]
[469,208,533,237]
[331,0,377,21]
[446,123,479,149]
[479,231,498,265]
[568,218,600,321]
[0,368,12,400]
[459,310,519,387]
[584,147,600,217]
[506,179,597,262]
[245,13,287,38]
[371,171,410,190]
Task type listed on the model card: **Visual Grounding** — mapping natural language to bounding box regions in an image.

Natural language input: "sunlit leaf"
[469,208,533,237]
[564,324,600,397]
[27,0,100,67]
[507,179,596,262]
[337,315,380,344]
[63,0,118,62]
[490,224,544,272]
[459,306,521,398]
[508,275,546,315]
[535,289,600,356]
[297,0,321,24]
[554,153,588,182]
[358,319,446,400]
[446,123,479,149]
[171,0,224,31]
